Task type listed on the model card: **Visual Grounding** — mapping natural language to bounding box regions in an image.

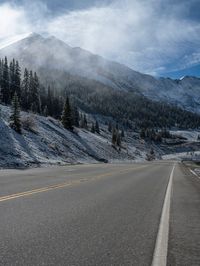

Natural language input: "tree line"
[0,57,61,116]
[0,57,103,136]
[1,56,200,137]
[0,57,83,133]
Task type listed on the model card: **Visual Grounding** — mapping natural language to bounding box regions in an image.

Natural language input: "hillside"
[0,33,200,168]
[0,105,145,168]
[0,33,200,113]
[1,104,200,168]
[1,57,200,130]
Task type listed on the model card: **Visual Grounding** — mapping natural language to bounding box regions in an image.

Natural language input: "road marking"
[0,182,75,202]
[151,163,176,266]
[0,165,148,203]
[189,169,200,179]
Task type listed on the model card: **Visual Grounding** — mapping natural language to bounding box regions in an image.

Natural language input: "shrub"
[21,115,37,133]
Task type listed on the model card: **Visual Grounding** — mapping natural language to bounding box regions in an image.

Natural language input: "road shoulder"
[167,163,200,266]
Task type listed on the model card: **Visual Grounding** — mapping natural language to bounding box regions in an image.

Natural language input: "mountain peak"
[28,32,43,39]
[0,32,34,50]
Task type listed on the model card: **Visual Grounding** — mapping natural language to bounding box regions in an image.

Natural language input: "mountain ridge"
[0,33,200,113]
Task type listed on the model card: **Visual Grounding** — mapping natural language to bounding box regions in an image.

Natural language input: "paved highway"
[0,162,199,265]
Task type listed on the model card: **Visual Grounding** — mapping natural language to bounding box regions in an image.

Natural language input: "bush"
[21,115,37,133]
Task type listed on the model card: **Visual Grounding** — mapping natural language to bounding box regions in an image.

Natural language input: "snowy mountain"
[0,33,200,113]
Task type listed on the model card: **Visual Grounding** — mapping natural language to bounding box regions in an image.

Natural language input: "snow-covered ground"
[0,105,149,168]
[0,105,199,168]
[170,130,200,142]
[162,151,200,160]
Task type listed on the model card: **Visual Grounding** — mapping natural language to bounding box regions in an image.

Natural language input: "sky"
[0,0,199,78]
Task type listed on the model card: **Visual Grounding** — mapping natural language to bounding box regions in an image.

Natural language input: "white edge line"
[151,163,176,266]
[189,169,200,179]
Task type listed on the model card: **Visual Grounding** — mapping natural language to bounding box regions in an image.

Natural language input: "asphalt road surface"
[0,162,199,266]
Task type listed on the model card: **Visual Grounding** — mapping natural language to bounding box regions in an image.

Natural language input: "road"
[0,162,199,266]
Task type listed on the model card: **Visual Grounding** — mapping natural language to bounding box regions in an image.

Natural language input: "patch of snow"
[170,130,200,142]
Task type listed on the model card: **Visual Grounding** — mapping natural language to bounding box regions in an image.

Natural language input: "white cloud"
[47,0,200,74]
[0,3,30,40]
[0,0,200,75]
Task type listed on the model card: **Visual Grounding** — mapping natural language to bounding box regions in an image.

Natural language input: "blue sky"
[0,0,199,78]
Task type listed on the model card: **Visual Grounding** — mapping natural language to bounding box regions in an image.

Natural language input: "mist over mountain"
[0,32,200,114]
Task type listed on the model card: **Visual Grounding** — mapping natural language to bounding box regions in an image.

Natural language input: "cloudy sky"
[0,0,199,78]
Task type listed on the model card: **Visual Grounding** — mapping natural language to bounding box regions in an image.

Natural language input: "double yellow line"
[0,165,147,203]
[0,181,75,203]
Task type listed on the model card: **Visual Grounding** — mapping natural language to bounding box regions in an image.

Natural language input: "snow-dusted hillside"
[0,105,151,168]
[0,33,200,113]
[1,104,200,168]
[170,129,200,142]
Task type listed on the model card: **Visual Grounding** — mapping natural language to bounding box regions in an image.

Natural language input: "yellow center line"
[0,165,148,203]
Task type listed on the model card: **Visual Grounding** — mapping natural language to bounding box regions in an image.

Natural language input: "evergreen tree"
[108,121,112,132]
[95,120,100,134]
[2,57,10,104]
[9,59,15,99]
[43,105,48,117]
[140,128,146,139]
[47,86,53,116]
[29,71,41,113]
[72,106,80,127]
[112,127,117,145]
[121,128,125,138]
[80,114,88,129]
[8,59,21,99]
[21,68,29,110]
[84,114,88,129]
[14,60,21,98]
[61,97,73,130]
[116,131,121,146]
[10,92,21,133]
[91,122,95,133]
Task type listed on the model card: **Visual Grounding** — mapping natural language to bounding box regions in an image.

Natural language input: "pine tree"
[2,57,10,104]
[9,59,15,99]
[108,121,112,132]
[84,114,88,129]
[80,114,87,129]
[112,127,117,145]
[14,60,21,98]
[29,71,41,113]
[80,114,88,129]
[95,120,100,134]
[10,92,21,133]
[91,122,95,133]
[43,105,48,117]
[61,97,73,130]
[47,86,53,116]
[116,131,121,146]
[121,128,125,138]
[140,128,146,139]
[21,68,29,110]
[72,106,80,127]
